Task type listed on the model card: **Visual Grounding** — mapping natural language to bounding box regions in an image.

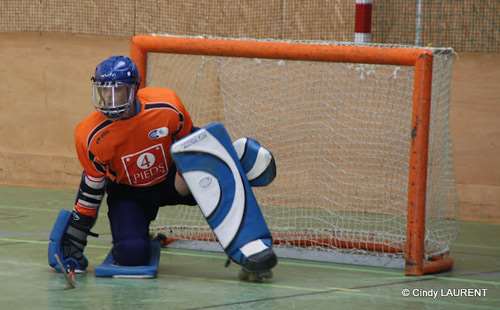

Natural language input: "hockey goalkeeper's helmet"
[91,56,140,119]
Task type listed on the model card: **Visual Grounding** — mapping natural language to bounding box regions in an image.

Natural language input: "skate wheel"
[154,233,170,247]
[155,233,167,242]
[238,269,273,282]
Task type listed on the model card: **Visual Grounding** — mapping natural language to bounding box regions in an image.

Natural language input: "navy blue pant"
[106,164,196,266]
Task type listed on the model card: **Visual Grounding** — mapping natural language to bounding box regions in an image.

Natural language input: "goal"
[131,34,458,276]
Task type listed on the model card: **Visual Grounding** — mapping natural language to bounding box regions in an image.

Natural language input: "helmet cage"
[91,80,137,119]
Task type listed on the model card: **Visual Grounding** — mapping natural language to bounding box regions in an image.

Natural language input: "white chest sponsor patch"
[148,127,169,140]
[121,144,168,186]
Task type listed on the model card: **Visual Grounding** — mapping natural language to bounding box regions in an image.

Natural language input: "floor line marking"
[185,277,498,310]
[333,290,498,310]
[0,205,56,212]
[433,276,500,286]
[452,243,500,251]
[0,237,358,294]
[162,273,360,293]
[1,237,499,286]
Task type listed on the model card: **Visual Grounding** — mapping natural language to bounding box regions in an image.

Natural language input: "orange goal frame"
[130,35,453,276]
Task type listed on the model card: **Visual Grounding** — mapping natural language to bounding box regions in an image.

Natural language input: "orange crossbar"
[132,35,452,276]
[131,35,426,89]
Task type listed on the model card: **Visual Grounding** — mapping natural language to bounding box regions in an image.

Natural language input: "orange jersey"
[74,87,193,187]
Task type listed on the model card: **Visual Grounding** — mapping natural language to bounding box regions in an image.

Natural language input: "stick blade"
[54,254,76,289]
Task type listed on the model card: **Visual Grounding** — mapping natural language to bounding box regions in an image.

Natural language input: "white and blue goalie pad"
[171,122,273,266]
[95,240,161,278]
[233,138,276,187]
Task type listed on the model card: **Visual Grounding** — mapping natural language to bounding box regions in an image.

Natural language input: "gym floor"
[0,185,499,310]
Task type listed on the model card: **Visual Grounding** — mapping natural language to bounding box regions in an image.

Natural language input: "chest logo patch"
[121,144,168,186]
[137,153,156,170]
[148,127,169,140]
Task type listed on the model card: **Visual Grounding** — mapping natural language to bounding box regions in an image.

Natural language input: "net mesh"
[1,0,498,52]
[147,37,458,263]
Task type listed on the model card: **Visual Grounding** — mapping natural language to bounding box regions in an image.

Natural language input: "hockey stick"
[54,254,76,289]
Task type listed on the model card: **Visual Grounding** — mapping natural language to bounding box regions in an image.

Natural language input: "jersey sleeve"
[74,125,106,178]
[73,125,106,218]
[171,92,193,139]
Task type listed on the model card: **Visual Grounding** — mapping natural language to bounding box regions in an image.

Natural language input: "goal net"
[132,35,458,275]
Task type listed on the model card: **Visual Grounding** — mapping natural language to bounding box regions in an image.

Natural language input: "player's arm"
[170,92,194,140]
[73,136,106,219]
[168,92,198,197]
[48,128,103,272]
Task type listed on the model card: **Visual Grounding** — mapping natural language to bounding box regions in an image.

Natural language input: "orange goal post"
[131,34,458,276]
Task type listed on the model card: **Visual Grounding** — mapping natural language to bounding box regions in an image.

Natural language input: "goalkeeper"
[48,55,277,281]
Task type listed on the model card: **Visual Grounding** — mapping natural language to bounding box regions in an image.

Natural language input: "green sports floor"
[0,185,499,310]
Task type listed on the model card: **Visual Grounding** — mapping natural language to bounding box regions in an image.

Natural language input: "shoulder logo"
[148,127,169,140]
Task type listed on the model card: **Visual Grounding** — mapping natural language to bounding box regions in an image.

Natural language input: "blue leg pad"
[171,122,274,266]
[233,137,276,187]
[95,240,161,278]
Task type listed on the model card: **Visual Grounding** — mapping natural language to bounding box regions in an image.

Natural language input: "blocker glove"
[48,209,98,272]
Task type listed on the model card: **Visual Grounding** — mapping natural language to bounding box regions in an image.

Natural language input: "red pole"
[354,0,373,43]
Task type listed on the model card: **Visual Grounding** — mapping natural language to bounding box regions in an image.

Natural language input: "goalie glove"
[48,209,98,273]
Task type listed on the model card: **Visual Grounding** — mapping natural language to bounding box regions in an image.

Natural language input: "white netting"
[147,38,458,265]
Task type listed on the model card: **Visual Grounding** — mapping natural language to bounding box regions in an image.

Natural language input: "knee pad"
[95,240,161,278]
[233,137,276,187]
[112,238,151,266]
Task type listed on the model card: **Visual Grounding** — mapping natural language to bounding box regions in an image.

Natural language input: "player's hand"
[61,231,89,272]
[62,211,100,271]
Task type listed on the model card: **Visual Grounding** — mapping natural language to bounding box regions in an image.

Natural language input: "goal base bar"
[165,240,405,269]
[163,240,453,274]
[405,255,454,276]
